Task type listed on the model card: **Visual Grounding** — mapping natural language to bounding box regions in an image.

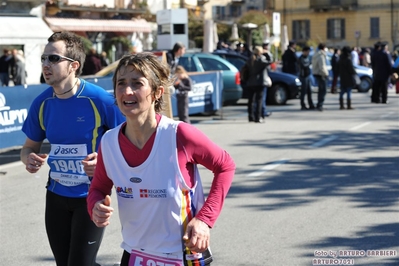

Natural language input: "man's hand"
[82,152,97,177]
[182,217,210,253]
[25,153,47,173]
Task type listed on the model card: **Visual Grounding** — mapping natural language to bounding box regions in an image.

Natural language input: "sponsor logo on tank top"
[130,177,142,183]
[116,186,134,198]
[140,188,167,198]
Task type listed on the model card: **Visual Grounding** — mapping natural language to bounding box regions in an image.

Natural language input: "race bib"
[129,249,183,266]
[48,144,89,187]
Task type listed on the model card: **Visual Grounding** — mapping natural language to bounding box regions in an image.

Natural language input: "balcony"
[6,0,46,2]
[197,0,209,5]
[310,0,357,11]
[231,0,245,5]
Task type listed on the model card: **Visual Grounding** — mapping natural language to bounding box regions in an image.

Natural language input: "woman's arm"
[176,77,192,92]
[177,123,235,228]
[87,144,114,219]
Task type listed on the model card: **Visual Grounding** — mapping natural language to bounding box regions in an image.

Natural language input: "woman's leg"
[254,89,264,122]
[347,87,354,109]
[300,78,307,109]
[339,87,346,109]
[183,94,190,123]
[120,250,130,266]
[247,90,255,122]
[261,86,268,117]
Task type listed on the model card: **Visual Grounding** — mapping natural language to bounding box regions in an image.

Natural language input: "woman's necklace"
[53,78,79,96]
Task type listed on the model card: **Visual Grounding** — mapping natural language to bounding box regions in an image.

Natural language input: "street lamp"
[241,23,258,51]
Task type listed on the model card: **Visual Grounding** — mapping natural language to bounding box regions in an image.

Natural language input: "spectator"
[9,49,18,83]
[259,42,273,117]
[173,65,192,123]
[166,42,185,75]
[393,55,399,94]
[298,46,315,110]
[282,41,298,75]
[82,48,102,75]
[371,42,393,103]
[312,43,329,111]
[13,51,27,86]
[244,46,272,123]
[362,48,371,67]
[330,48,340,94]
[337,46,357,110]
[0,48,12,86]
[351,47,359,66]
[370,41,382,102]
[215,41,233,53]
[100,51,109,67]
[237,43,252,58]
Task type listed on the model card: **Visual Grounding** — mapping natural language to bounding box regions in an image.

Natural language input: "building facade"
[274,0,399,50]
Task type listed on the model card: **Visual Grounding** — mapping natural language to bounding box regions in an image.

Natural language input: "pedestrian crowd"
[217,38,396,121]
[279,40,396,111]
[0,48,27,86]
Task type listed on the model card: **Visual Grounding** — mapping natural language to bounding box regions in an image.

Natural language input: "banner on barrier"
[0,71,222,150]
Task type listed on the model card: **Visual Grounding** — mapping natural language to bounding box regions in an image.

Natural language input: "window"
[292,20,310,41]
[178,57,197,72]
[157,24,170,35]
[173,24,185,35]
[247,6,259,11]
[230,5,241,18]
[212,6,226,20]
[370,17,379,38]
[327,18,345,39]
[198,57,230,71]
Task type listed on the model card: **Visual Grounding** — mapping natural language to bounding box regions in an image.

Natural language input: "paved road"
[1,90,398,265]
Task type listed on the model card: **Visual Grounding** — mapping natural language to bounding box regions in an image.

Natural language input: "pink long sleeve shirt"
[87,114,235,227]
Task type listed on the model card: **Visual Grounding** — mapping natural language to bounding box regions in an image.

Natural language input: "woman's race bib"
[129,249,183,266]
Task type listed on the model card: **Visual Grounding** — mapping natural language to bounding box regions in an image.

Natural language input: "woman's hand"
[182,217,210,253]
[92,195,114,227]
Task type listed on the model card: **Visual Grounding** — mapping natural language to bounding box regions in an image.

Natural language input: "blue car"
[178,53,243,105]
[296,50,373,92]
[81,54,223,116]
[213,51,301,105]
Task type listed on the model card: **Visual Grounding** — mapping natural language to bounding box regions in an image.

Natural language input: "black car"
[213,51,301,105]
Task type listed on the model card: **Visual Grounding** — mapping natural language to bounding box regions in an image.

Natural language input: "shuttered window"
[292,20,310,41]
[327,18,345,39]
[370,17,379,38]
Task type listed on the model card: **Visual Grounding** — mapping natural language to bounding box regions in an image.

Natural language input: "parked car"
[213,51,301,105]
[295,50,373,92]
[81,53,224,116]
[177,53,243,105]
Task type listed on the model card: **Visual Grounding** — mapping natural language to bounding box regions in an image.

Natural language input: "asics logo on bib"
[54,146,79,155]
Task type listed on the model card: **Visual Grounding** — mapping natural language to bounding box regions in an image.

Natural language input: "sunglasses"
[41,54,75,64]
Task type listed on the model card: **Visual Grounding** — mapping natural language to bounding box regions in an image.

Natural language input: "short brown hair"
[47,31,86,76]
[113,52,172,113]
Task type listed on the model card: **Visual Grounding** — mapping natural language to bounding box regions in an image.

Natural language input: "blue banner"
[171,71,223,116]
[0,71,222,150]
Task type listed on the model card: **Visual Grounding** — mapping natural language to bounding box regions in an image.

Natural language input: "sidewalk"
[0,143,50,166]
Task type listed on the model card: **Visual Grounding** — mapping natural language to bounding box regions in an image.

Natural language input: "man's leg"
[317,77,327,110]
[306,77,315,109]
[380,80,388,103]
